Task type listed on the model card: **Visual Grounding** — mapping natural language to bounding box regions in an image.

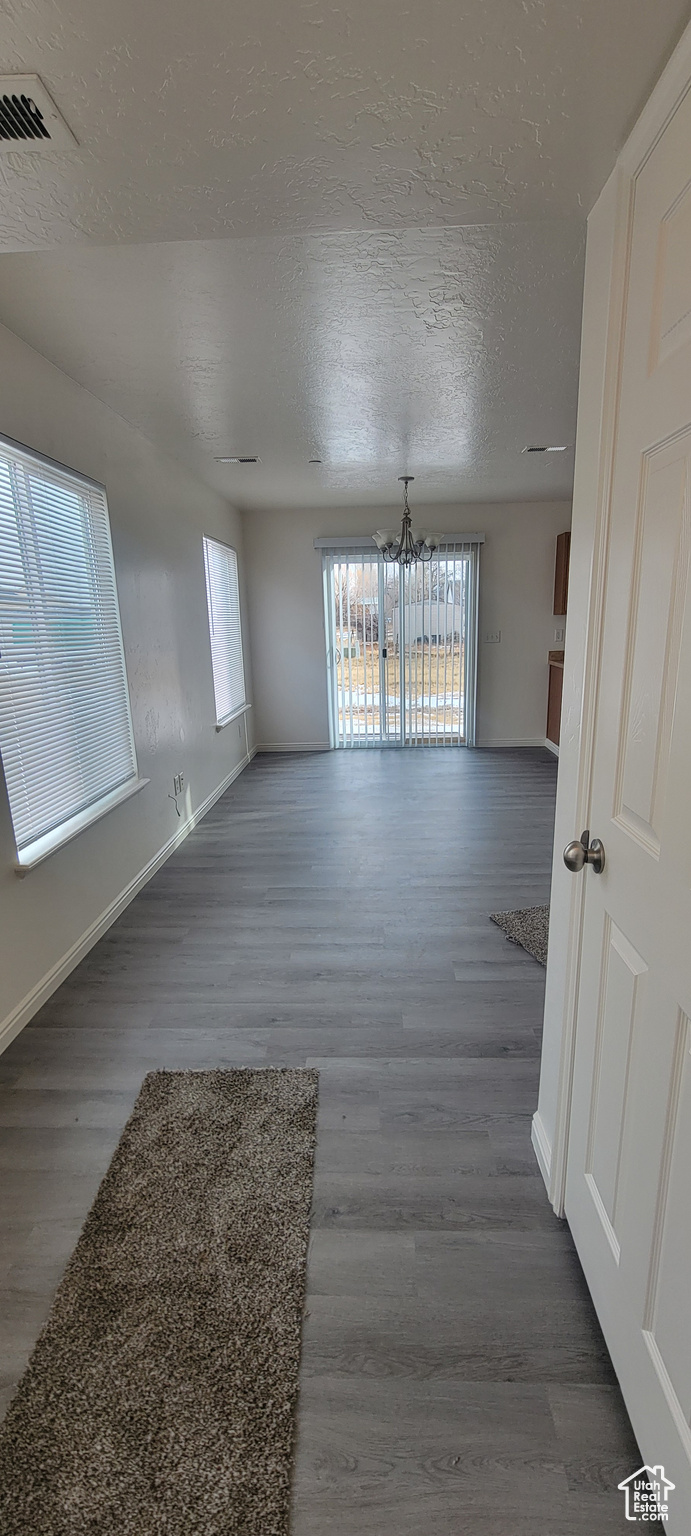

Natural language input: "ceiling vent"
[0,76,77,151]
[214,456,261,464]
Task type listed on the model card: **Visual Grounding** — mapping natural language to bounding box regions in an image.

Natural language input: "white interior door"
[564,77,691,1528]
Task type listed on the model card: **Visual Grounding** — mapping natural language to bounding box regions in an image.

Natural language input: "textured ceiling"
[0,0,688,250]
[0,224,584,506]
[0,0,688,507]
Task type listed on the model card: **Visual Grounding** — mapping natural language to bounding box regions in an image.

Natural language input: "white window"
[0,438,140,869]
[203,536,247,727]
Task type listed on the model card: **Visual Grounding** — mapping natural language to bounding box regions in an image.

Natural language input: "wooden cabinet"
[554,531,571,616]
[547,532,570,748]
[547,651,564,747]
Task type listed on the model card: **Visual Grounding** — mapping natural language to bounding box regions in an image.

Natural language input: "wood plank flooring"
[0,748,641,1533]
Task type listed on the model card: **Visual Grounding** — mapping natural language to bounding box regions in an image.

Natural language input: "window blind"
[0,440,138,858]
[203,536,247,725]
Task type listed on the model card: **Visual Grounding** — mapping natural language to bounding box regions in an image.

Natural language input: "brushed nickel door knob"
[563,831,605,875]
[564,839,586,872]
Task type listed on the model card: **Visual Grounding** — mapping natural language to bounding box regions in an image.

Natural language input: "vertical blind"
[0,441,137,855]
[320,538,481,749]
[203,536,246,725]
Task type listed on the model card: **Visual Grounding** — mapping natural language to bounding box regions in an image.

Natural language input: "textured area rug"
[490,905,550,967]
[0,1067,318,1536]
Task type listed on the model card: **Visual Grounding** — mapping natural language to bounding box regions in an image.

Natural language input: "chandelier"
[373,477,440,565]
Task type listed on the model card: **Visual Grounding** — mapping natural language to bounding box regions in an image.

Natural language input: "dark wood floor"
[0,748,639,1533]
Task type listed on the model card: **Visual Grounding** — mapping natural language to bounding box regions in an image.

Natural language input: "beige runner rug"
[0,1067,319,1536]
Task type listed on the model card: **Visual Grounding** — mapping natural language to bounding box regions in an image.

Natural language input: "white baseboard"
[544,738,559,757]
[258,740,552,752]
[256,743,331,753]
[531,1110,552,1191]
[0,748,256,1057]
[476,737,554,749]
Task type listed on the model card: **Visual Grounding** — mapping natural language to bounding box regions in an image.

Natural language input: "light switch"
[484,630,501,643]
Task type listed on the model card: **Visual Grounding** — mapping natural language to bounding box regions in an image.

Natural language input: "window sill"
[215,702,251,732]
[14,778,150,875]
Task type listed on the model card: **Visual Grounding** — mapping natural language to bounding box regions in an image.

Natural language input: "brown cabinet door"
[553,532,571,616]
[546,663,563,746]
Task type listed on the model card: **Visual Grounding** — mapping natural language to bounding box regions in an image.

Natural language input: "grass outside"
[335,642,464,738]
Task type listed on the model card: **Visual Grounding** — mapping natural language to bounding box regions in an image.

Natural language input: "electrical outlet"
[484,630,501,644]
[554,626,565,644]
[173,773,184,796]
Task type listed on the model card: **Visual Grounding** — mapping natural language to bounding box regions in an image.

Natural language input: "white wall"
[0,322,254,1049]
[243,500,571,750]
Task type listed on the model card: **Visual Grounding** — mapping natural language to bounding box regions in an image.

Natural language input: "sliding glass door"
[323,545,479,747]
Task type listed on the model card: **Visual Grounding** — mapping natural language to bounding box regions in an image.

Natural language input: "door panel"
[651,176,691,370]
[323,549,476,747]
[381,560,400,742]
[615,443,690,853]
[325,552,383,747]
[401,552,467,745]
[643,1010,691,1426]
[585,919,646,1252]
[564,70,691,1529]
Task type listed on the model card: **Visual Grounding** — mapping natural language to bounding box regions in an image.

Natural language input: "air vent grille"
[0,77,77,151]
[214,456,261,464]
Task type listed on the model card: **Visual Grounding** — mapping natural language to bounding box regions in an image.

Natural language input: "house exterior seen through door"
[321,542,480,747]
